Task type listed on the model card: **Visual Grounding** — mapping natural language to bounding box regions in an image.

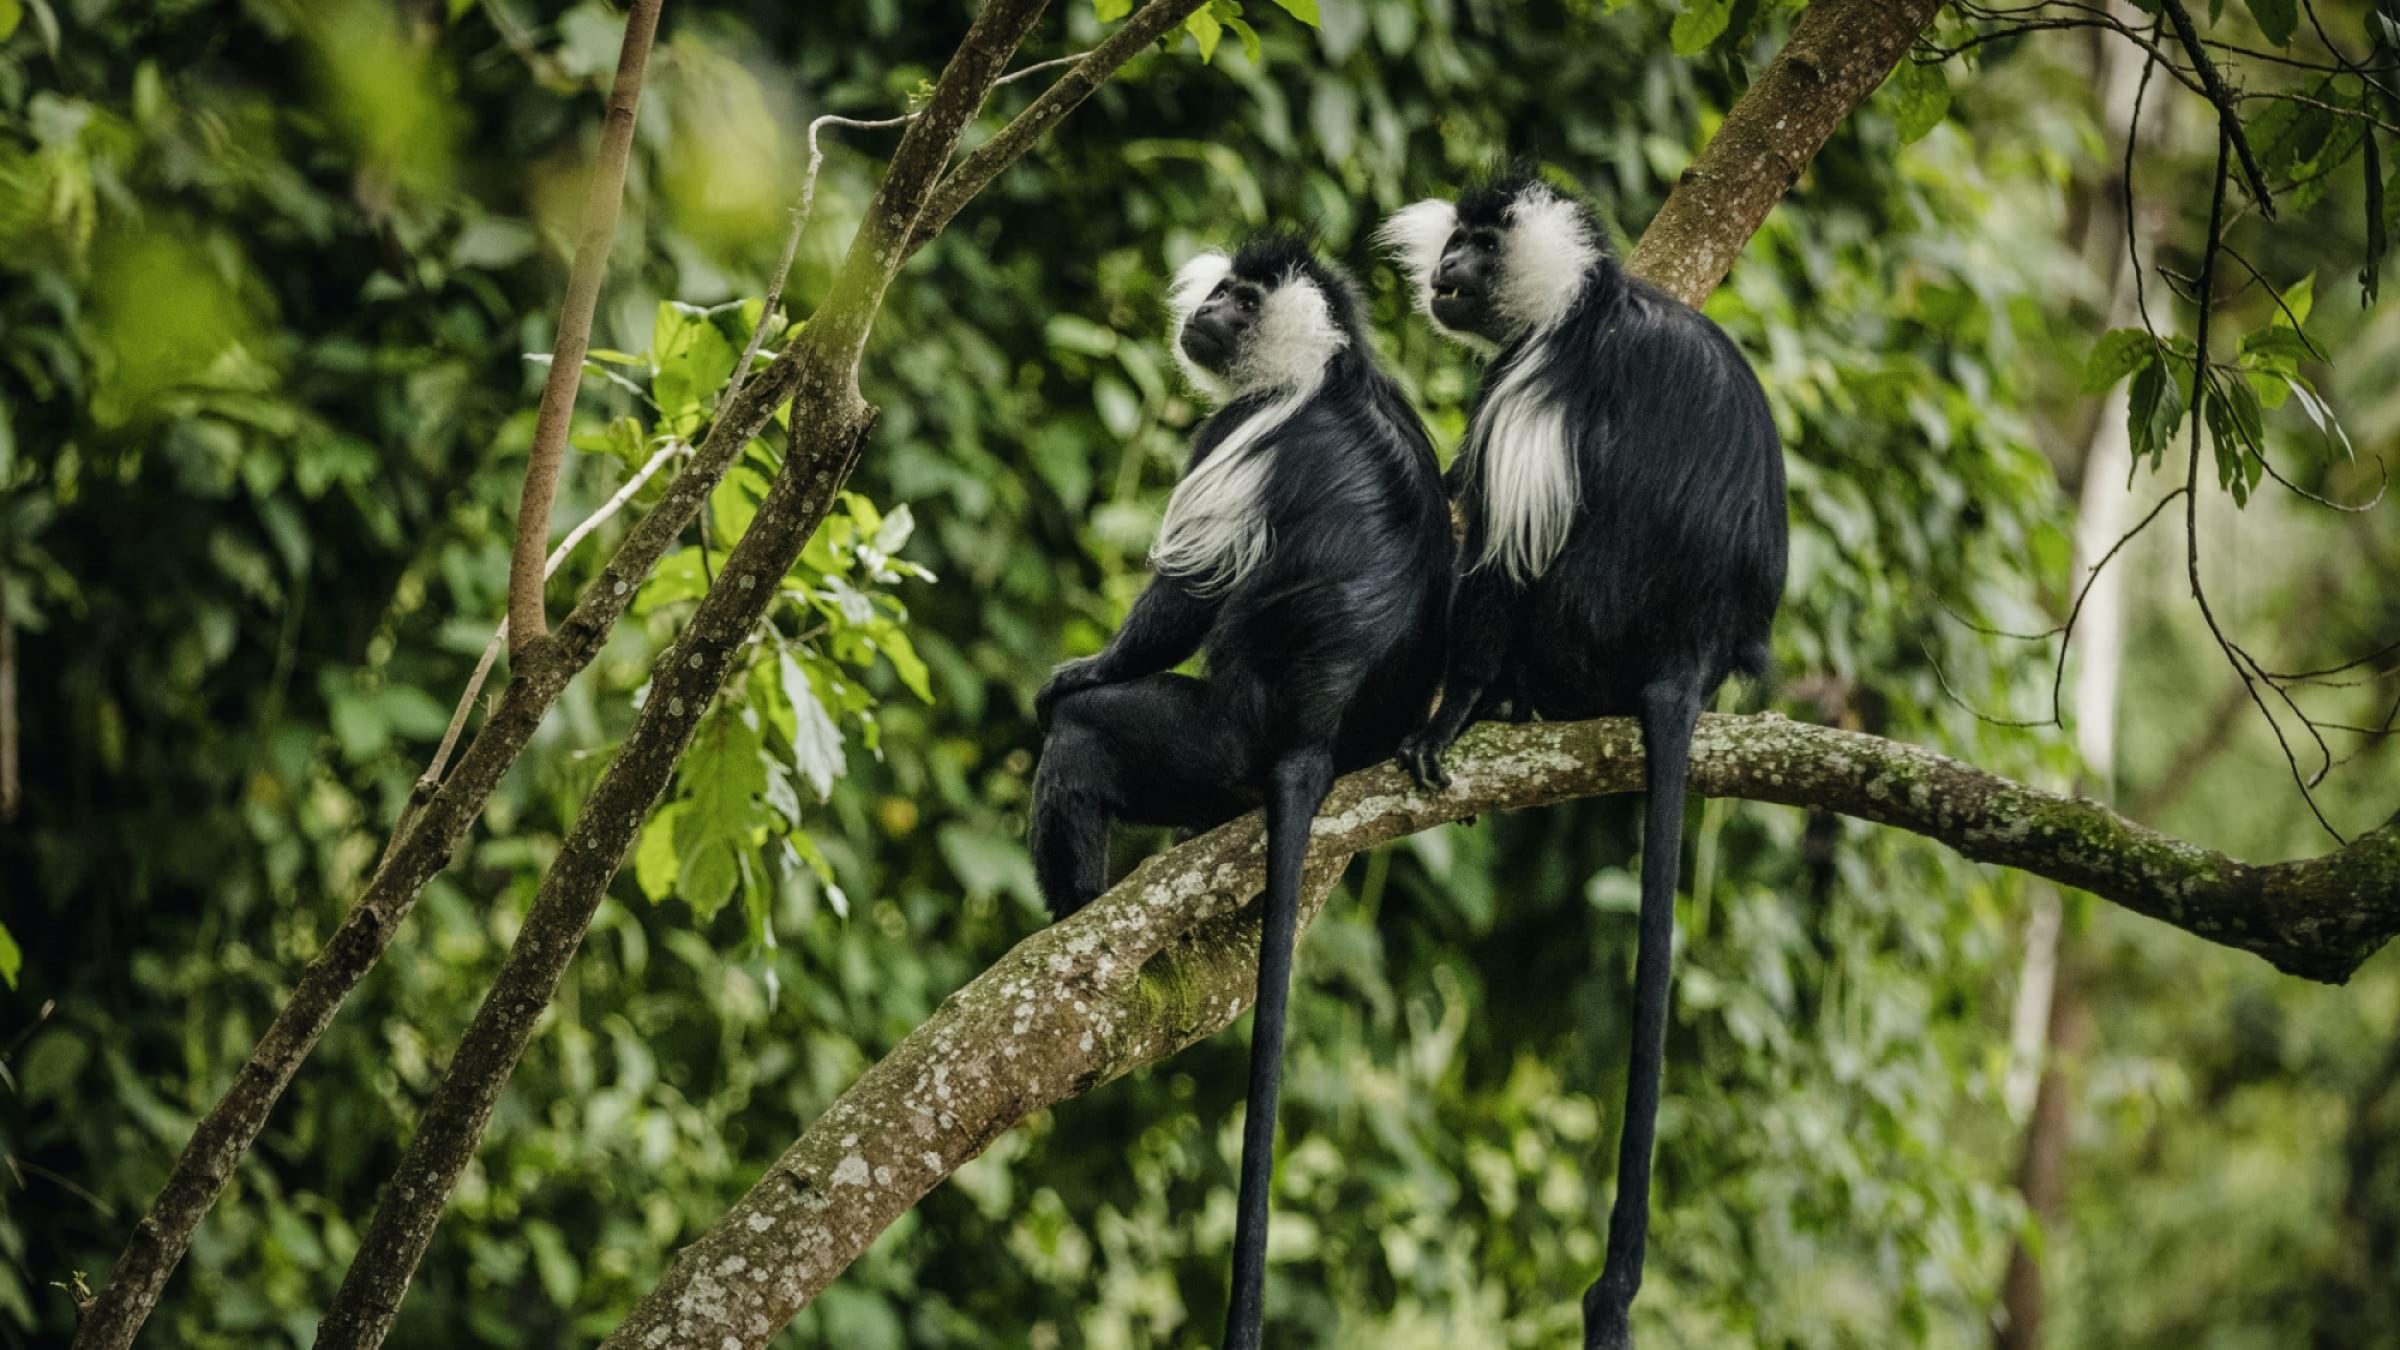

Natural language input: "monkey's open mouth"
[1432,285,1463,301]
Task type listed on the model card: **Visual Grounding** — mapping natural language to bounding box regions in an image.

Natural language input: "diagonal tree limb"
[69,1,1242,1342]
[507,0,665,659]
[308,3,1061,1345]
[607,716,2400,1349]
[613,2,1965,1343]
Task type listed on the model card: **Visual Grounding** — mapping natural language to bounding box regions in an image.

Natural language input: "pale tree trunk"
[1995,8,2149,1344]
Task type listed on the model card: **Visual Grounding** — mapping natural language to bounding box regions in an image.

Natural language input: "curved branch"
[607,715,2400,1347]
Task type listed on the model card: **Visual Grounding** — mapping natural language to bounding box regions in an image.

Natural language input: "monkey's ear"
[1497,184,1600,334]
[1375,201,1457,288]
[1169,250,1235,329]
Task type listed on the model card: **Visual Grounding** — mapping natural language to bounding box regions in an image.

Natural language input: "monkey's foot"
[1396,729,1454,791]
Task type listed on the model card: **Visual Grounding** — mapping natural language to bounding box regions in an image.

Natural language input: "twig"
[401,438,687,850]
[2182,129,2341,839]
[505,0,665,659]
[2155,0,2278,215]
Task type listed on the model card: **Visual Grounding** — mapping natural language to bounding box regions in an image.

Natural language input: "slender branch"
[611,715,2400,1348]
[2153,0,2277,217]
[904,0,1215,262]
[506,0,665,659]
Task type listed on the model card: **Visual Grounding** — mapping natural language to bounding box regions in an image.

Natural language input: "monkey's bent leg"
[1583,678,1705,1350]
[1223,746,1336,1350]
[1029,674,1254,920]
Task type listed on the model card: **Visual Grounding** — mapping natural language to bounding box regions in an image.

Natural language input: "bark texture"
[610,715,2400,1348]
[1624,0,1948,306]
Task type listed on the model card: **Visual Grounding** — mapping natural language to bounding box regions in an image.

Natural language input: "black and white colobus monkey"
[1028,237,1451,1349]
[1378,175,1786,1350]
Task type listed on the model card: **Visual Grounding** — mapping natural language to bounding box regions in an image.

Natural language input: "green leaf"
[2277,271,2315,328]
[879,628,935,704]
[0,0,22,40]
[2239,325,2314,365]
[678,842,738,920]
[1670,0,1736,55]
[780,652,847,800]
[2083,328,2158,394]
[2243,0,2296,45]
[635,802,690,902]
[1185,8,1222,61]
[1228,15,1263,63]
[1093,0,1131,20]
[1883,59,1950,144]
[1267,0,1320,25]
[0,919,18,989]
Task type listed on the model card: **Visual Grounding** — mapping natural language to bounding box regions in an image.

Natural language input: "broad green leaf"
[0,919,18,988]
[1268,0,1320,26]
[2243,0,2296,45]
[2277,271,2315,328]
[635,801,690,902]
[0,0,24,40]
[879,628,934,704]
[781,652,847,800]
[1884,59,1950,144]
[2082,328,2158,394]
[2240,325,2314,364]
[1185,8,1222,61]
[1670,0,1735,55]
[1093,0,1131,20]
[678,842,738,920]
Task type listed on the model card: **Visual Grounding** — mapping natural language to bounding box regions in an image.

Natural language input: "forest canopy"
[3,1,2398,1348]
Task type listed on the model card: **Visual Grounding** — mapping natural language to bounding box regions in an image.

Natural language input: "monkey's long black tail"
[1223,748,1336,1350]
[1582,683,1703,1350]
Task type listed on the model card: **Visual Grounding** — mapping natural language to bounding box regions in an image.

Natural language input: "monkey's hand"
[1397,727,1454,792]
[1035,656,1112,733]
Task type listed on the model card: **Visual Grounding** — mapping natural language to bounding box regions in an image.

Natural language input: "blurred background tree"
[1,0,2394,1347]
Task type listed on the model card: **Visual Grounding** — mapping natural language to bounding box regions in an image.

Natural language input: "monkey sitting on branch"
[1028,236,1452,1350]
[1380,172,1788,1350]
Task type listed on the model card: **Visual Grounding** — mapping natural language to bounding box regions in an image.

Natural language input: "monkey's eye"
[1234,288,1261,314]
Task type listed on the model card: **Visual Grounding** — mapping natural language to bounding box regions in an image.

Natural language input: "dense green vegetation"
[3,1,2396,1346]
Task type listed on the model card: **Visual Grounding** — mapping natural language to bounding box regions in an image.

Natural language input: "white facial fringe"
[1150,266,1346,592]
[1168,251,1236,400]
[1497,183,1598,336]
[1376,199,1459,328]
[1470,339,1579,582]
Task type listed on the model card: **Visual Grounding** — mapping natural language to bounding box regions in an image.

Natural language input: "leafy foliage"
[0,2,2394,1349]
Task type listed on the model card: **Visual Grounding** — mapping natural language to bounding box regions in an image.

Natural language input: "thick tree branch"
[615,4,1966,1343]
[611,716,2400,1347]
[1624,0,1948,306]
[507,0,663,659]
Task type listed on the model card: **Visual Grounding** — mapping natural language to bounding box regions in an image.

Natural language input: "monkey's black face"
[1431,225,1507,340]
[1180,277,1267,374]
